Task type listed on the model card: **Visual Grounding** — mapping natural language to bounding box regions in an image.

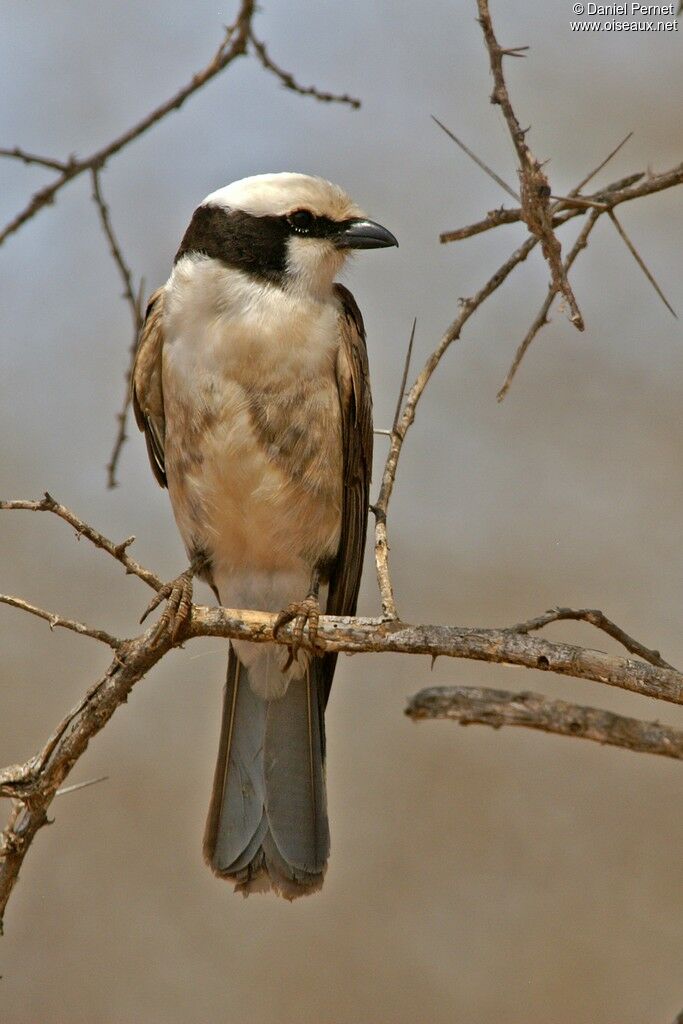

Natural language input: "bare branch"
[0,617,175,931]
[106,277,145,489]
[507,606,675,671]
[372,319,417,620]
[0,593,121,649]
[2,494,682,930]
[90,170,142,325]
[440,170,648,244]
[0,147,72,172]
[440,206,523,243]
[475,0,584,330]
[249,32,361,108]
[407,685,683,762]
[0,0,257,248]
[372,231,540,617]
[90,170,146,487]
[0,493,161,592]
[497,208,601,400]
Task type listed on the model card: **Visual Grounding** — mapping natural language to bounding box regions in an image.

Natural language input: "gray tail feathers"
[203,645,330,899]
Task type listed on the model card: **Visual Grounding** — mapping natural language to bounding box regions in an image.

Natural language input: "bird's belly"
[163,366,343,611]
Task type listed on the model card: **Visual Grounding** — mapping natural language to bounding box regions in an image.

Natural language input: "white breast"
[161,256,343,623]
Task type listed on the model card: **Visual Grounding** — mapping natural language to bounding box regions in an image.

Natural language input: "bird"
[132,172,397,899]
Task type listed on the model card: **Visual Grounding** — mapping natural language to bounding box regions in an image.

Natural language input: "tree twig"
[0,493,161,592]
[439,170,648,244]
[407,685,683,762]
[90,170,147,487]
[3,494,683,930]
[475,0,584,330]
[0,147,72,172]
[439,156,682,398]
[507,606,675,671]
[248,32,361,108]
[497,207,601,400]
[0,594,121,649]
[372,231,541,618]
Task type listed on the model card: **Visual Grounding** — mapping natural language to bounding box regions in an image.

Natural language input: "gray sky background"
[1,2,682,1022]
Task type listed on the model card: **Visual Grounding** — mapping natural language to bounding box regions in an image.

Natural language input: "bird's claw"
[140,568,194,644]
[273,594,321,670]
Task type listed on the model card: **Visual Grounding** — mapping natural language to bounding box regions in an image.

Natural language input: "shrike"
[133,172,397,899]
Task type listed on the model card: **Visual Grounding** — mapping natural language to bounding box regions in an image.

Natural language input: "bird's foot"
[273,593,321,671]
[140,566,196,644]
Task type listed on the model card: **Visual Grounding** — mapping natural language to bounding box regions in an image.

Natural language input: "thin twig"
[90,170,146,487]
[0,594,121,649]
[440,206,524,243]
[439,170,647,244]
[608,209,677,318]
[90,170,142,323]
[0,147,72,172]
[508,606,675,671]
[249,32,361,108]
[0,493,161,591]
[372,319,417,618]
[0,1,257,248]
[497,208,601,400]
[106,277,146,488]
[3,494,683,930]
[372,231,541,617]
[407,685,683,762]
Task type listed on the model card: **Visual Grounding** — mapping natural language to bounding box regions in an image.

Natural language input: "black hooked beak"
[335,218,399,250]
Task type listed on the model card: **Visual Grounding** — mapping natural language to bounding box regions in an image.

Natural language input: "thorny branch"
[372,0,681,617]
[2,497,683,930]
[0,0,360,487]
[1,5,682,986]
[476,0,584,330]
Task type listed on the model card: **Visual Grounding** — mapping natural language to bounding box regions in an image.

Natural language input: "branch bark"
[476,0,584,329]
[407,685,683,762]
[2,491,682,930]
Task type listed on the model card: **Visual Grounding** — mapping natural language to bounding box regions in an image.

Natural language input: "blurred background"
[1,2,682,1021]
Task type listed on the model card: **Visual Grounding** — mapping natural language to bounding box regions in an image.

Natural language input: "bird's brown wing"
[132,288,167,488]
[320,283,373,705]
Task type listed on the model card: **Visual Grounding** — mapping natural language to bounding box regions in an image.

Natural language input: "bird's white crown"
[201,173,363,221]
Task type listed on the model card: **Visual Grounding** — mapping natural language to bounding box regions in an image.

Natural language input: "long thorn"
[432,116,520,202]
[608,209,677,318]
[393,318,417,431]
[56,775,109,797]
[572,131,633,197]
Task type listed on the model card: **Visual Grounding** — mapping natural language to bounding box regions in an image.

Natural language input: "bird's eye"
[288,209,314,234]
